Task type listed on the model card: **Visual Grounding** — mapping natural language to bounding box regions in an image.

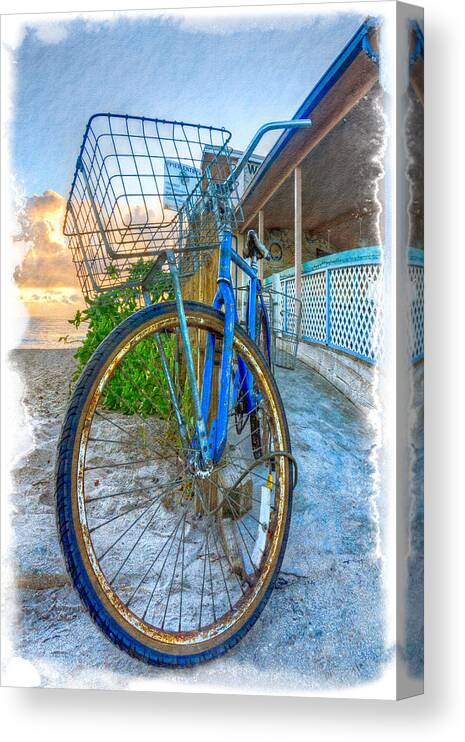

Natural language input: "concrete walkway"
[6,349,387,693]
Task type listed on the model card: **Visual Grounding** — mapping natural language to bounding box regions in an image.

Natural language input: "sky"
[9,6,365,317]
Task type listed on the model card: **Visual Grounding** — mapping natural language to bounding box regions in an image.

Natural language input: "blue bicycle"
[56,113,310,665]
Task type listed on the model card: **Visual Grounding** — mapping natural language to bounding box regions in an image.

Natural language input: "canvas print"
[1,2,424,698]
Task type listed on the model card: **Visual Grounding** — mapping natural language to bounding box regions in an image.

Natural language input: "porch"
[264,246,424,409]
[235,17,424,409]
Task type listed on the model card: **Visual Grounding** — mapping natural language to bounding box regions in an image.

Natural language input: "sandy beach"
[5,347,387,693]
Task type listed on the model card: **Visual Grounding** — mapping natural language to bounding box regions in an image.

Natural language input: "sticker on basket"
[164,159,201,211]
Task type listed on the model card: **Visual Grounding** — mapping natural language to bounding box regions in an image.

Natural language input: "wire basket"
[64,113,242,298]
[261,287,302,370]
[235,285,302,371]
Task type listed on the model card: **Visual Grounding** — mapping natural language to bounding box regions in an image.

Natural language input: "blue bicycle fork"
[149,231,264,471]
[165,250,212,469]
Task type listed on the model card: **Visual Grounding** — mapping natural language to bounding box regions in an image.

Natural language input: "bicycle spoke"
[218,492,256,569]
[74,313,289,640]
[212,524,233,611]
[86,457,166,471]
[88,436,152,447]
[109,503,162,585]
[126,511,185,609]
[161,512,186,630]
[92,409,180,467]
[94,380,184,462]
[85,476,183,504]
[198,528,209,630]
[111,345,196,448]
[179,514,186,631]
[97,498,161,561]
[147,513,186,625]
[90,475,182,536]
[207,531,217,623]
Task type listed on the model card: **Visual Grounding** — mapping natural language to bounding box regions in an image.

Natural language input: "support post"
[294,166,302,302]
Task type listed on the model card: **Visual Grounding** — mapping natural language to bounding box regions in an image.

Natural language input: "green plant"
[67,262,178,417]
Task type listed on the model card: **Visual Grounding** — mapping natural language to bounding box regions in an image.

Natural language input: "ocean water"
[19,317,87,349]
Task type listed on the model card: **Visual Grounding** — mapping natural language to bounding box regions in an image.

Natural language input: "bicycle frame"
[152,119,311,471]
[165,228,270,469]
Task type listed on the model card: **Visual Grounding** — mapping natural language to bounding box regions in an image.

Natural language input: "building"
[235,17,424,410]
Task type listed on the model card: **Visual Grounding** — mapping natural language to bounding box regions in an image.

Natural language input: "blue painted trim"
[302,245,382,274]
[408,247,424,266]
[362,33,380,64]
[212,280,237,462]
[264,246,382,285]
[302,335,327,348]
[325,269,331,346]
[290,17,380,122]
[231,247,257,280]
[264,245,424,285]
[328,342,376,365]
[409,21,424,65]
[241,17,380,203]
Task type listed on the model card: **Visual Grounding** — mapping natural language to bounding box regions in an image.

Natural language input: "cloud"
[14,190,79,291]
[158,6,346,36]
[33,22,69,45]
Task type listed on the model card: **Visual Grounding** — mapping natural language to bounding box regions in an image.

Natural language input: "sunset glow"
[15,189,83,318]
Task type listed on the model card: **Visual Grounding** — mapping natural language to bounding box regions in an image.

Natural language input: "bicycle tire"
[55,301,293,666]
[250,305,271,458]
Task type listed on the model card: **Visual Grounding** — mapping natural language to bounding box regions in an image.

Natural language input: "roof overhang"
[239,17,381,235]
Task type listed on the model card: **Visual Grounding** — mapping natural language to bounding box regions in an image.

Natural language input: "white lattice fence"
[328,264,383,362]
[301,270,327,342]
[281,264,383,362]
[281,278,299,335]
[408,264,424,361]
[272,250,423,366]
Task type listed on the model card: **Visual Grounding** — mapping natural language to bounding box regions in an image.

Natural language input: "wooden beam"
[307,207,378,238]
[410,58,424,105]
[294,167,302,302]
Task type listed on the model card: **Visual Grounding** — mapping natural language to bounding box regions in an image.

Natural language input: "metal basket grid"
[236,285,302,371]
[64,114,242,297]
[260,287,302,370]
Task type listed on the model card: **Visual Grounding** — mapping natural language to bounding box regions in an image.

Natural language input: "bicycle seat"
[244,229,270,260]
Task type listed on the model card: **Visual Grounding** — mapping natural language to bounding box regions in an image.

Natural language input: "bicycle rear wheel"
[55,301,292,666]
[249,303,272,458]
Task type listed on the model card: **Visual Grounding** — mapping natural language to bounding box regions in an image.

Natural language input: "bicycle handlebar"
[224,119,312,190]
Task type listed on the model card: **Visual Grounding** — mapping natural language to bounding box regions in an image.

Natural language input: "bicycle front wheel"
[55,301,292,666]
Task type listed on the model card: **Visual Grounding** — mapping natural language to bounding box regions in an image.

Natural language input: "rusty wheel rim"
[71,310,290,654]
